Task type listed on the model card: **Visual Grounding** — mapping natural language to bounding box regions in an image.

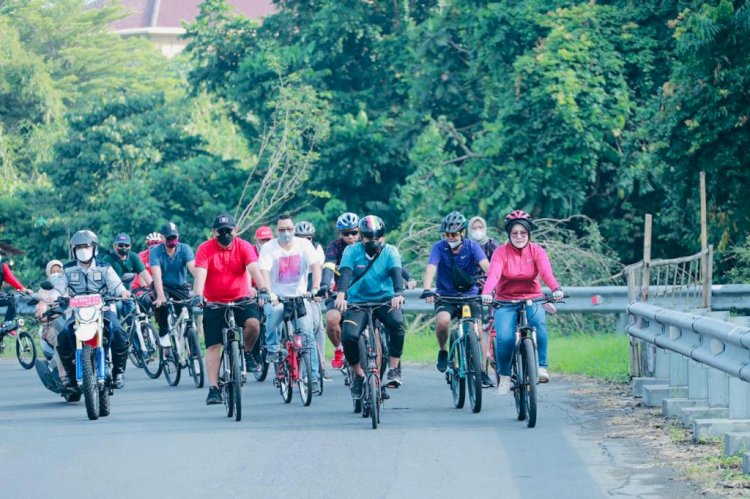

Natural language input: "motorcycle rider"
[55,230,131,390]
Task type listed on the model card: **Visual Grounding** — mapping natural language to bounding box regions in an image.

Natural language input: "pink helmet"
[504,210,536,234]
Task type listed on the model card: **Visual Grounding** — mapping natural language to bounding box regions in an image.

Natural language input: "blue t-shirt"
[340,243,401,303]
[149,242,195,288]
[428,239,487,296]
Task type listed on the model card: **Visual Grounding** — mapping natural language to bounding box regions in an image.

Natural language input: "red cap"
[255,226,273,240]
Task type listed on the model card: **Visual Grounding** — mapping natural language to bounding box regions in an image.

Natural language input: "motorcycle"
[34,299,82,403]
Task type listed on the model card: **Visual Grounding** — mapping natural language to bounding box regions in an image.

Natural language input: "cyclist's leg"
[294,305,318,378]
[325,303,342,348]
[306,300,325,362]
[434,304,454,351]
[202,306,225,388]
[341,309,367,376]
[375,306,404,369]
[527,304,548,368]
[239,303,261,353]
[263,303,284,356]
[493,305,517,376]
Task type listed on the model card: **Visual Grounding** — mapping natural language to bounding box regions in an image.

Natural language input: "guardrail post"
[669,352,688,387]
[729,379,750,420]
[708,369,730,407]
[688,360,709,399]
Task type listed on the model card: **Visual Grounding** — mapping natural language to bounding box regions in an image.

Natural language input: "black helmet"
[294,221,316,237]
[440,211,467,233]
[358,215,385,239]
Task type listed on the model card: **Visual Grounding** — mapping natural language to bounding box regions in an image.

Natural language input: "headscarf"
[468,216,490,245]
[46,259,64,276]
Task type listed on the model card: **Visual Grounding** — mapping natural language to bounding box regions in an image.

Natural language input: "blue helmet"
[336,212,359,231]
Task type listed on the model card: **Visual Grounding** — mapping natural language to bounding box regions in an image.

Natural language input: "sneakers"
[331,347,344,369]
[386,367,402,388]
[206,386,222,405]
[311,380,320,394]
[436,350,448,373]
[481,371,495,388]
[497,375,511,396]
[350,374,365,399]
[245,351,257,372]
[158,334,171,348]
[538,367,550,383]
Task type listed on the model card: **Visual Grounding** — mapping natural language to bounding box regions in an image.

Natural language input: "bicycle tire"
[512,342,526,421]
[128,327,144,369]
[449,331,465,409]
[185,327,204,388]
[141,323,162,379]
[163,334,181,387]
[298,350,313,407]
[253,336,269,382]
[316,351,324,396]
[16,331,36,369]
[359,335,369,418]
[522,337,538,428]
[280,355,293,403]
[466,323,483,414]
[369,374,379,429]
[230,340,242,421]
[81,345,99,420]
[222,351,234,418]
[349,367,362,413]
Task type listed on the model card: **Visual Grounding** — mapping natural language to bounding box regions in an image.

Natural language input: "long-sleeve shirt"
[0,263,24,290]
[481,242,560,300]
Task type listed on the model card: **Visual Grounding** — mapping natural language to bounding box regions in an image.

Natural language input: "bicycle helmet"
[69,230,99,260]
[145,232,163,246]
[294,221,316,237]
[336,212,359,231]
[504,209,536,234]
[440,211,467,233]
[358,215,386,239]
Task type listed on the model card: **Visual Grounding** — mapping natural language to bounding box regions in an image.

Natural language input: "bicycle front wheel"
[279,355,293,403]
[449,331,465,409]
[298,350,313,407]
[522,337,538,428]
[230,340,242,421]
[369,374,380,429]
[162,335,181,387]
[466,325,483,414]
[512,343,526,421]
[16,331,36,369]
[141,323,162,379]
[253,336,269,382]
[185,327,204,388]
[128,327,144,369]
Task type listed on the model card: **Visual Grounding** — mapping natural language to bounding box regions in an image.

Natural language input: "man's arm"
[192,267,208,297]
[423,264,437,290]
[138,269,153,287]
[187,260,196,278]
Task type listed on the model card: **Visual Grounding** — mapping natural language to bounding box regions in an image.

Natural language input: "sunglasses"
[444,232,461,238]
[341,230,359,237]
[217,228,233,235]
[166,236,178,241]
[510,231,529,237]
[116,244,130,249]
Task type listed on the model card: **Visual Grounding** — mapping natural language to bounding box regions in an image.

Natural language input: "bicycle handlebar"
[204,298,258,309]
[435,295,483,304]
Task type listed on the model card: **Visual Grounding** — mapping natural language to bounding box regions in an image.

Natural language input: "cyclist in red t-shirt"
[193,213,269,405]
[0,250,32,332]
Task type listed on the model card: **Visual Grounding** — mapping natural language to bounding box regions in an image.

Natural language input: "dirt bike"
[33,298,82,403]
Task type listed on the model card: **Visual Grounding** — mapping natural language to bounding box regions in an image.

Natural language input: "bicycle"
[123,291,162,379]
[205,299,255,421]
[0,291,38,369]
[249,311,270,382]
[161,298,204,388]
[492,295,558,428]
[344,301,388,429]
[437,295,483,413]
[274,296,318,407]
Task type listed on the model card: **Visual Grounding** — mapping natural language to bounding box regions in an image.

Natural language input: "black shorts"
[435,301,481,320]
[202,302,260,348]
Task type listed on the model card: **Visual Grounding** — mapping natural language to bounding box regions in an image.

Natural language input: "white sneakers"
[159,335,171,348]
[538,367,550,383]
[496,375,511,395]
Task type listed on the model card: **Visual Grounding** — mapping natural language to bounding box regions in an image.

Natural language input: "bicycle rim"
[186,327,204,388]
[298,351,313,406]
[231,341,242,421]
[163,335,181,386]
[466,327,483,413]
[512,344,526,421]
[523,338,538,428]
[16,331,36,369]
[141,323,162,379]
[449,332,465,409]
[369,374,380,429]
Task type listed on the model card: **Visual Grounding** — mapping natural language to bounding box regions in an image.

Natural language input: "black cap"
[213,213,236,230]
[161,222,179,238]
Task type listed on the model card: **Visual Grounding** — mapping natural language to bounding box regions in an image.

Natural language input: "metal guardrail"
[627,302,750,381]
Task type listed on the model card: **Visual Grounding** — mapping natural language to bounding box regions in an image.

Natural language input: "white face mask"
[469,229,486,241]
[49,272,62,279]
[447,239,462,249]
[76,247,94,263]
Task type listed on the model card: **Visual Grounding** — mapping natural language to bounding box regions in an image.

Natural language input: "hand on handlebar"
[481,294,493,305]
[391,295,405,310]
[334,293,347,313]
[552,289,564,301]
[420,289,435,304]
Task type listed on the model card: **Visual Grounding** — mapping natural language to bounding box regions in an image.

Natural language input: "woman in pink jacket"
[481,210,564,395]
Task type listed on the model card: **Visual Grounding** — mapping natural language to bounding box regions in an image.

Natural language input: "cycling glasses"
[341,230,359,237]
[444,232,461,238]
[510,230,529,238]
[116,244,131,249]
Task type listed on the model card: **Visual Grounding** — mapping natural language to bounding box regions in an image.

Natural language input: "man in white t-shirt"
[258,214,323,391]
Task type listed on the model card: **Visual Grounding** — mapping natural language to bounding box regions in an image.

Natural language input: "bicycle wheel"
[222,350,233,418]
[449,331,465,409]
[298,350,313,406]
[279,355,293,403]
[465,324,483,414]
[512,343,526,421]
[359,335,369,418]
[162,335,181,386]
[141,323,162,379]
[230,340,242,421]
[369,374,380,429]
[522,337,538,428]
[253,335,269,382]
[128,327,144,369]
[349,366,362,413]
[16,331,36,369]
[185,327,204,388]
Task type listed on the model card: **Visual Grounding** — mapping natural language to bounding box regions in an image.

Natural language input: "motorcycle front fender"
[75,322,99,342]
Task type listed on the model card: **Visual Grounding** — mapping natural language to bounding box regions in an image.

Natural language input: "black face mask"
[217,232,234,246]
[364,240,382,256]
[116,248,129,257]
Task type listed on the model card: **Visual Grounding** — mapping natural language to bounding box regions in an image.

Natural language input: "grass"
[547,332,630,382]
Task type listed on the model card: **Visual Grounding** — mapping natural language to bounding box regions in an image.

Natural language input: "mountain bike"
[0,291,38,369]
[124,291,162,379]
[492,295,558,428]
[274,297,317,406]
[161,298,204,388]
[437,296,483,413]
[345,301,388,429]
[205,299,254,421]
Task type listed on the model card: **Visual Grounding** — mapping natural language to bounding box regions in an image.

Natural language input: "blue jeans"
[264,302,319,378]
[493,302,548,376]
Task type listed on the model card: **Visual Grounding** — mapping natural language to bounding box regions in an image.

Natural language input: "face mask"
[364,240,382,256]
[469,229,486,242]
[278,231,293,243]
[116,248,129,257]
[165,238,179,249]
[76,247,94,263]
[447,239,462,249]
[217,232,233,246]
[49,272,62,279]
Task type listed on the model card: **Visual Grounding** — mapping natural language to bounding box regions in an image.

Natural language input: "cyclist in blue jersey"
[334,215,406,397]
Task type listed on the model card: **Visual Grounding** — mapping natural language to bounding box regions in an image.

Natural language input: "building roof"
[88,0,276,31]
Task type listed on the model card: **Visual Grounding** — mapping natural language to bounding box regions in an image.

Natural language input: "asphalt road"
[0,360,691,499]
